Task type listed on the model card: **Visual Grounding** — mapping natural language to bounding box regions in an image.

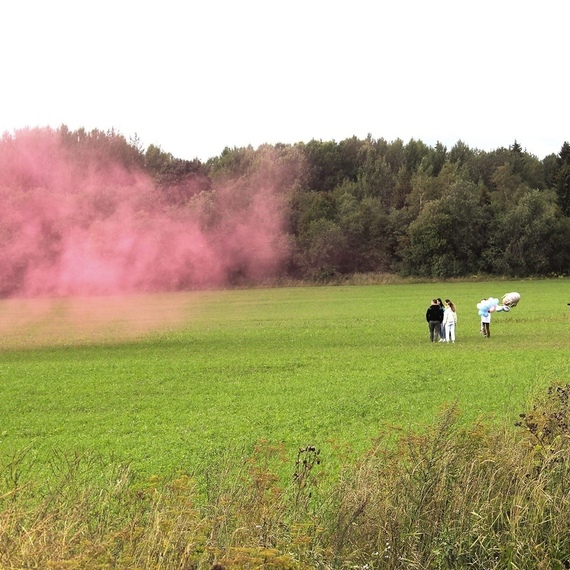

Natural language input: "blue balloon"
[477,297,499,317]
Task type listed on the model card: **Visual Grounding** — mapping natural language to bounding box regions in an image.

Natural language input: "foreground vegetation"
[1,279,569,567]
[2,388,570,569]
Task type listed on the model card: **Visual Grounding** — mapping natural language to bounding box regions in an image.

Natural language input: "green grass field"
[1,279,569,480]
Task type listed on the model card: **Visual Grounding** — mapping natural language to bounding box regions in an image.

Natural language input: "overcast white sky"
[1,0,568,162]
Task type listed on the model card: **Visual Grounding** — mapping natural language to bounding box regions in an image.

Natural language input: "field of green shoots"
[1,279,568,480]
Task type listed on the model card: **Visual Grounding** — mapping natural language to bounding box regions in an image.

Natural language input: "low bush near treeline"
[2,384,570,569]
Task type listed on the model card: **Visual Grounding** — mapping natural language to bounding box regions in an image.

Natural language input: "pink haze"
[0,129,292,298]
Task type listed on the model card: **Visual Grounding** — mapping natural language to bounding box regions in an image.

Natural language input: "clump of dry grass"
[327,389,570,569]
[2,386,570,569]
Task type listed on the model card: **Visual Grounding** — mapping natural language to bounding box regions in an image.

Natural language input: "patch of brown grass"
[2,386,570,569]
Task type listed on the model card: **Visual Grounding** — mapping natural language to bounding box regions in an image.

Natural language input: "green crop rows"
[1,279,568,479]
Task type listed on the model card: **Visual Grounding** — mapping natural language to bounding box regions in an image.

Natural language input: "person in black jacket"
[436,298,445,341]
[426,299,444,342]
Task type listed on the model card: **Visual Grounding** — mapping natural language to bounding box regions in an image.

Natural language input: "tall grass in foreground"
[2,384,570,569]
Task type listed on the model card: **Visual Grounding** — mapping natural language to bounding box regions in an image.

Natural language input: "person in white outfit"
[442,299,457,342]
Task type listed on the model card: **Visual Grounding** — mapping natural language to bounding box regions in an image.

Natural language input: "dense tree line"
[2,126,569,285]
[205,135,570,280]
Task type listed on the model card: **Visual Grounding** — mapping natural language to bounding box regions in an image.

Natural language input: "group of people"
[425,298,457,343]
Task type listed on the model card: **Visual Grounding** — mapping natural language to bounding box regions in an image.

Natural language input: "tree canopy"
[1,127,568,295]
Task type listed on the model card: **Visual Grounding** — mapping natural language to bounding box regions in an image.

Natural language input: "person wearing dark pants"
[426,299,443,342]
[481,313,491,338]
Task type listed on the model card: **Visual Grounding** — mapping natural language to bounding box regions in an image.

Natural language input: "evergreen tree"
[556,142,570,215]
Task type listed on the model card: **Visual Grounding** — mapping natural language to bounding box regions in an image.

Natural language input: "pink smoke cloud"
[0,128,294,298]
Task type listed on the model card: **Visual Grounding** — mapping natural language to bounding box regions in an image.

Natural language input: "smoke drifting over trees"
[0,128,292,297]
[1,126,569,298]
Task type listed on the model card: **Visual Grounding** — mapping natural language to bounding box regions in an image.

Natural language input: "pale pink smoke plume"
[0,128,294,299]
